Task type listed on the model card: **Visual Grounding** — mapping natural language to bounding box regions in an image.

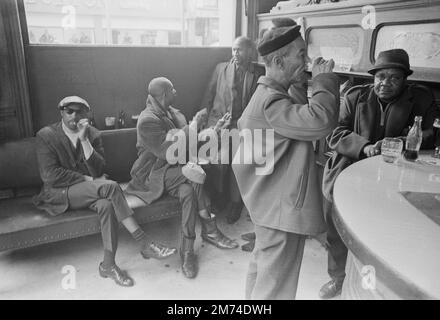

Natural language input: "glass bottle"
[403,116,423,161]
[117,110,126,129]
[89,112,96,128]
[433,118,440,158]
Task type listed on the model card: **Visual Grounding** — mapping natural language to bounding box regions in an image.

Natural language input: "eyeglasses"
[374,74,404,85]
[63,107,87,116]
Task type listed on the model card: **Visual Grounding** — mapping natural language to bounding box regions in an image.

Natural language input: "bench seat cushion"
[0,190,181,252]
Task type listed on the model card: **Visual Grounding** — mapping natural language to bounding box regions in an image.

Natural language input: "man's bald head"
[148,77,173,99]
[232,36,255,67]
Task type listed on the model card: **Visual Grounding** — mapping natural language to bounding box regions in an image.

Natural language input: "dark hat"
[271,18,297,28]
[58,96,91,111]
[368,49,413,76]
[257,25,301,57]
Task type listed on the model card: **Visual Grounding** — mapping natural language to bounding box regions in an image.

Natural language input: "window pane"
[307,27,365,72]
[23,0,236,46]
[375,22,440,69]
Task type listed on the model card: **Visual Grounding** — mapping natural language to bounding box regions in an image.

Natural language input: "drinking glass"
[381,137,403,163]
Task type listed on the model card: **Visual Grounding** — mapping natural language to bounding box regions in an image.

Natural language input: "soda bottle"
[403,116,423,161]
[433,118,440,158]
[117,110,126,129]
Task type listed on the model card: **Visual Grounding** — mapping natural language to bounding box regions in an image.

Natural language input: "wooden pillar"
[0,0,33,141]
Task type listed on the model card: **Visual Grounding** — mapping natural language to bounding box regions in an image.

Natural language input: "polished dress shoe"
[201,215,238,249]
[181,251,198,279]
[241,232,256,242]
[141,241,177,260]
[99,263,134,287]
[319,279,344,299]
[241,241,255,252]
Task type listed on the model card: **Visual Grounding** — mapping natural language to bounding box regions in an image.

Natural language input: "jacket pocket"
[294,164,309,210]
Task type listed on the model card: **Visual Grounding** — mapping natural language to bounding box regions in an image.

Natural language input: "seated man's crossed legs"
[68,179,177,287]
[164,166,238,279]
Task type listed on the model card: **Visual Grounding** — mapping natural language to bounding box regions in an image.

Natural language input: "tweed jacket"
[33,122,105,216]
[232,73,340,235]
[126,95,189,204]
[322,83,439,201]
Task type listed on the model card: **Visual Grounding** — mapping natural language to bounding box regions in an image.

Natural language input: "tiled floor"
[0,210,330,300]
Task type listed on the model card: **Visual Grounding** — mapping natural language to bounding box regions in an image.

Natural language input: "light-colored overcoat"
[232,74,340,235]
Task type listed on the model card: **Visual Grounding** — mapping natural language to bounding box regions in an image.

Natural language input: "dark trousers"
[324,198,347,281]
[67,179,133,253]
[245,225,306,300]
[164,166,207,241]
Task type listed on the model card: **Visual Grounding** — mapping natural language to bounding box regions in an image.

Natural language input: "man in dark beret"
[321,48,439,299]
[34,96,177,287]
[232,25,340,299]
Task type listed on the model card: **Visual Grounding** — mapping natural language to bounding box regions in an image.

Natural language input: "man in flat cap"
[34,96,177,287]
[126,78,238,279]
[201,36,265,224]
[232,25,340,299]
[320,48,439,299]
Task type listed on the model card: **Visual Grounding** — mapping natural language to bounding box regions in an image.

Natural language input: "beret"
[58,96,91,111]
[258,25,301,56]
[182,162,206,184]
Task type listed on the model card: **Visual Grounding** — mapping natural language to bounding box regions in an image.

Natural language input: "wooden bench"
[0,128,181,252]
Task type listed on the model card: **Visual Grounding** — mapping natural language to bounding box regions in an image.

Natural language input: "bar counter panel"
[333,153,440,299]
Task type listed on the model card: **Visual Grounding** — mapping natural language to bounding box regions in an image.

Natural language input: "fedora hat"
[368,48,413,76]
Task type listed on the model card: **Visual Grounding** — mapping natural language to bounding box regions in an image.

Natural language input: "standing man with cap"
[202,36,265,224]
[320,48,439,299]
[34,96,177,287]
[232,25,340,299]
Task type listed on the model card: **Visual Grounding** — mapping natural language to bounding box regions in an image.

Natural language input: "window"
[23,0,236,46]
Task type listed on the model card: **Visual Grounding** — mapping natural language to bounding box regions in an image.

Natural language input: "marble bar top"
[333,152,440,299]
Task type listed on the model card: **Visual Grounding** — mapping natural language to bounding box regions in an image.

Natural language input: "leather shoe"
[241,232,256,242]
[241,241,255,252]
[203,231,239,249]
[319,279,344,299]
[99,263,134,287]
[181,251,198,279]
[141,241,177,260]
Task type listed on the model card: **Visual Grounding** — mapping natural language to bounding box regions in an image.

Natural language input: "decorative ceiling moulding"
[264,0,439,17]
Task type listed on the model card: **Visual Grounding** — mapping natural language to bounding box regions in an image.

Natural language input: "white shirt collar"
[62,121,79,148]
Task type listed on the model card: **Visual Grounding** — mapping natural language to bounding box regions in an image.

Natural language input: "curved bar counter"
[333,153,440,299]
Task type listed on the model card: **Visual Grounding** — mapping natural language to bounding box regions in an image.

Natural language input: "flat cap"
[58,96,91,111]
[257,25,301,56]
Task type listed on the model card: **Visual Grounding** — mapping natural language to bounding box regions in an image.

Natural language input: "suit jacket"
[126,95,189,204]
[33,122,105,216]
[203,60,265,128]
[232,74,340,235]
[322,83,439,201]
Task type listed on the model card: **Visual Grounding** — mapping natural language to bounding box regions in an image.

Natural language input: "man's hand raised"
[311,57,335,78]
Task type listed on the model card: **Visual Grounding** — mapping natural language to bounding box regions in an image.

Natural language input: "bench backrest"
[0,128,138,196]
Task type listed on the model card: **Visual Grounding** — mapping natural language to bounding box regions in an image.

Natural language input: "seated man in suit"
[34,96,177,287]
[126,77,238,279]
[320,48,440,299]
[202,36,265,224]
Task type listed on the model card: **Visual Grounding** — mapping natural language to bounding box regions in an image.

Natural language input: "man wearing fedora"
[320,48,439,299]
[232,25,340,299]
[34,96,178,287]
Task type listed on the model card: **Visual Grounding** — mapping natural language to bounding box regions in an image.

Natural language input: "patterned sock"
[132,227,148,243]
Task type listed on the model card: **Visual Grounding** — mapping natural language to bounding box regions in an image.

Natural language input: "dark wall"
[26,46,232,131]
